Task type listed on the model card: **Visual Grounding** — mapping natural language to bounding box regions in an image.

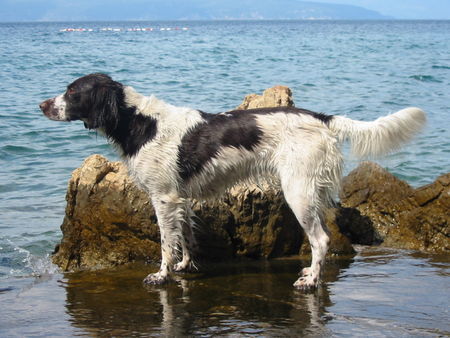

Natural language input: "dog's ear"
[85,81,122,131]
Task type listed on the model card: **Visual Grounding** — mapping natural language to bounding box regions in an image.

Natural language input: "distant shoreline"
[2,19,450,24]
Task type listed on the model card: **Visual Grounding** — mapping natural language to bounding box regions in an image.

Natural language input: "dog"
[40,73,426,290]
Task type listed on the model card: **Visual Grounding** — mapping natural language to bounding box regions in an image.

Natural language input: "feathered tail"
[328,107,427,158]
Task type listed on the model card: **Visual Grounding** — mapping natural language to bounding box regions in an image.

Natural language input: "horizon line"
[3,18,450,24]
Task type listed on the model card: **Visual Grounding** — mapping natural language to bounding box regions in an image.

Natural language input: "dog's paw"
[173,261,190,272]
[143,272,171,285]
[300,267,312,276]
[293,275,319,291]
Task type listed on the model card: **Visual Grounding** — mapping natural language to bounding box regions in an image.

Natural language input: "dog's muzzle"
[40,97,66,121]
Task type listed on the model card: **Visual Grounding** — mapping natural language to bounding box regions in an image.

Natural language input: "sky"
[315,0,450,19]
[0,0,449,21]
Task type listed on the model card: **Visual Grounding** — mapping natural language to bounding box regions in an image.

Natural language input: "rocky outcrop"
[51,87,449,272]
[236,85,294,110]
[52,154,355,271]
[339,162,450,253]
[52,155,161,271]
[54,155,449,273]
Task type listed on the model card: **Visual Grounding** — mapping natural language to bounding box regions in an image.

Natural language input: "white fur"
[44,94,68,121]
[329,107,427,158]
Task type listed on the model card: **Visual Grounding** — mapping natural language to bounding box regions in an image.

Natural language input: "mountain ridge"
[0,0,391,22]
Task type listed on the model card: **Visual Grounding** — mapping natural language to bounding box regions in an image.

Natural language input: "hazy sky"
[0,0,449,21]
[315,0,450,19]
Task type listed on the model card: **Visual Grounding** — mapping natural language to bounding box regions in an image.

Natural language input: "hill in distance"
[0,0,391,22]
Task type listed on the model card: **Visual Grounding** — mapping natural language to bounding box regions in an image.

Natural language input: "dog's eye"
[67,88,76,95]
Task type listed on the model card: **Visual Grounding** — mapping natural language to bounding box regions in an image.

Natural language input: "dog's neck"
[123,86,175,119]
[122,86,206,141]
[89,86,158,158]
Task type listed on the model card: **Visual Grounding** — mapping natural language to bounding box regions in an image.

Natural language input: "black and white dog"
[40,73,426,290]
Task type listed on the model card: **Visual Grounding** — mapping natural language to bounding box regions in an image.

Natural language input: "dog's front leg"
[144,195,184,285]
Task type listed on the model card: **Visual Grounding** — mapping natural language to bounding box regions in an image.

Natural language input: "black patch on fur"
[177,110,263,181]
[110,111,158,157]
[63,73,157,157]
[233,106,334,125]
[177,106,333,181]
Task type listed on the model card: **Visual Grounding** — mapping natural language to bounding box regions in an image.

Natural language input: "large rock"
[52,155,161,270]
[339,162,450,253]
[52,87,449,272]
[52,154,355,271]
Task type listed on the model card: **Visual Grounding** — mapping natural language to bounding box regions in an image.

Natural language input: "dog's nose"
[39,99,51,112]
[39,100,48,111]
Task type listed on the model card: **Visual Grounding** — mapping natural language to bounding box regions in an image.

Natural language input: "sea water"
[0,20,449,336]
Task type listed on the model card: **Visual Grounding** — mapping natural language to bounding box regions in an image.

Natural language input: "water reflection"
[2,247,448,336]
[62,258,353,336]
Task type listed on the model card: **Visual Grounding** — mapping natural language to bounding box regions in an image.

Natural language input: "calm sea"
[0,21,449,336]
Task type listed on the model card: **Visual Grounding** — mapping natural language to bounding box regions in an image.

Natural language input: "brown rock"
[53,155,161,271]
[54,87,448,271]
[236,85,294,110]
[52,154,355,271]
[52,129,449,273]
[340,162,450,253]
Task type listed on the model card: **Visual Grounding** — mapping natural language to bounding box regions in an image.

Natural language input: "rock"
[52,117,449,272]
[53,154,355,271]
[339,162,450,253]
[54,87,449,272]
[236,85,294,110]
[52,155,161,271]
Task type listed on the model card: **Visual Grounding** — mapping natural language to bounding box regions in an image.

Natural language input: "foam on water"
[1,238,59,280]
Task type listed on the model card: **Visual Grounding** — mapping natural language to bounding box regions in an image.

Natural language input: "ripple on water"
[409,74,442,83]
[431,65,450,70]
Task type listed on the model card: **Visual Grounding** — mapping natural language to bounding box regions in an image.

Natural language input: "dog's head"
[40,73,124,130]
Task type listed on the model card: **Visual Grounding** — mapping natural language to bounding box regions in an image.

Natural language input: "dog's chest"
[126,141,181,194]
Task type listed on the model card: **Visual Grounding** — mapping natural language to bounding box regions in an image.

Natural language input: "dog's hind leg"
[174,205,197,272]
[277,127,341,290]
[281,178,331,291]
[144,194,185,285]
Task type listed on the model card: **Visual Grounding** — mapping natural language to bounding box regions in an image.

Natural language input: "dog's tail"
[328,107,426,158]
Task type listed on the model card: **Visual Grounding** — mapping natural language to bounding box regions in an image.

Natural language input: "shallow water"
[1,246,449,336]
